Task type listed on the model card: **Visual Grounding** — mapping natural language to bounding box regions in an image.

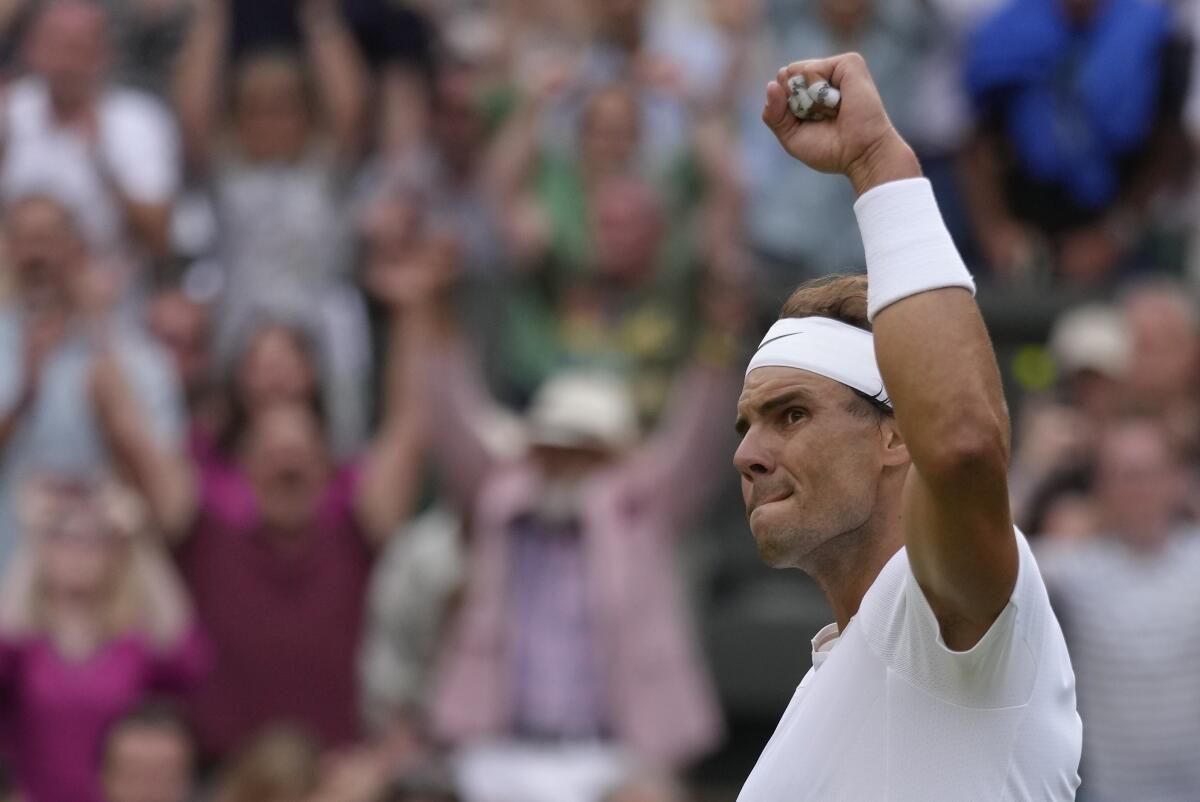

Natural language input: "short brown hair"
[779,274,871,332]
[777,274,889,418]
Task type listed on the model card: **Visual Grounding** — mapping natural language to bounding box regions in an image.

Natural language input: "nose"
[734,427,775,479]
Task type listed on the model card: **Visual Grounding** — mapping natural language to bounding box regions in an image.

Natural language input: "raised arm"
[90,347,197,545]
[764,54,1016,649]
[626,275,747,529]
[299,0,368,161]
[172,0,226,170]
[353,268,438,548]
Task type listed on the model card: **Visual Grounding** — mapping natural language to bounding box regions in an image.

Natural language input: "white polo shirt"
[738,530,1081,801]
[1,76,179,254]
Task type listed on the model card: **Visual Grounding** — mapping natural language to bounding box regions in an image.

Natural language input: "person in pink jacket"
[416,264,749,802]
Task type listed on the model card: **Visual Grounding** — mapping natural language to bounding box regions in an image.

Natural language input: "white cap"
[1049,304,1132,379]
[526,370,638,452]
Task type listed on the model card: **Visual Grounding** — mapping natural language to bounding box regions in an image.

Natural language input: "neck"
[805,499,904,632]
[49,92,89,124]
[603,20,642,52]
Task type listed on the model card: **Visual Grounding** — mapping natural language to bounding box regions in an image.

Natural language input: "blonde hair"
[21,476,154,640]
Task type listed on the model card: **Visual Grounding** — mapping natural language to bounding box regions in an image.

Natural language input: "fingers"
[762,80,790,130]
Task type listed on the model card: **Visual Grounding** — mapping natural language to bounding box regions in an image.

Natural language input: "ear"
[878,416,909,468]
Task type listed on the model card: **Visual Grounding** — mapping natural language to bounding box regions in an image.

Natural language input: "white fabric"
[854,177,976,321]
[454,740,634,802]
[0,77,180,254]
[746,317,891,407]
[737,530,1082,801]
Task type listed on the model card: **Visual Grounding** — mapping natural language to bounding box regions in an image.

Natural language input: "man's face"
[4,197,82,310]
[237,326,317,418]
[242,404,329,535]
[1094,421,1182,547]
[26,2,110,109]
[579,88,640,178]
[233,57,311,163]
[734,367,892,568]
[1124,292,1199,403]
[148,292,211,398]
[103,725,194,802]
[592,179,662,282]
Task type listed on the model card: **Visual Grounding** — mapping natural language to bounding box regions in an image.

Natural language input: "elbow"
[918,412,1010,487]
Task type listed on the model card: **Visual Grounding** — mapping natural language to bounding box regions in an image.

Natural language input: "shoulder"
[857,529,1056,708]
[101,86,175,131]
[5,77,44,114]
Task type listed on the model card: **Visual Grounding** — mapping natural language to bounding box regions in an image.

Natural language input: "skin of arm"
[299,0,369,161]
[90,347,197,545]
[172,0,226,171]
[354,311,427,548]
[763,53,1017,649]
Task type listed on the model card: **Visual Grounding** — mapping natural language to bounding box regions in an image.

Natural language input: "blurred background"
[0,0,1194,800]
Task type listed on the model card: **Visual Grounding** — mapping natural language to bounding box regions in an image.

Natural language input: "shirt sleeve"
[858,530,1046,709]
[100,91,181,204]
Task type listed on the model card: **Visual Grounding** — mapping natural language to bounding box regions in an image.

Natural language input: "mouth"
[749,489,793,516]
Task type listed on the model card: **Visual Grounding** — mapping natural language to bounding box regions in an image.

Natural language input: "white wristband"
[853,177,975,322]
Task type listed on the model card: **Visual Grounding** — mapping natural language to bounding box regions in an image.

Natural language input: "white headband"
[745,317,891,407]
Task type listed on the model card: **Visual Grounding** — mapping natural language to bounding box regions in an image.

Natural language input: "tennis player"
[734,54,1082,800]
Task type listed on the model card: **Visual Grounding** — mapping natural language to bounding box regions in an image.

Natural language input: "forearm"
[93,357,195,540]
[0,546,37,636]
[482,98,546,204]
[173,0,225,169]
[0,391,32,455]
[357,314,426,544]
[853,154,1009,481]
[959,129,1016,235]
[119,198,172,262]
[301,2,368,158]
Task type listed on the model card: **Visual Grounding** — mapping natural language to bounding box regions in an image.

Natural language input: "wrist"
[846,134,922,198]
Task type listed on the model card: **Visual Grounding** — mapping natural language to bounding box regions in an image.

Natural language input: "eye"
[785,407,808,425]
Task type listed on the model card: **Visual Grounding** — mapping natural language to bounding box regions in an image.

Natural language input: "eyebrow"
[734,389,813,435]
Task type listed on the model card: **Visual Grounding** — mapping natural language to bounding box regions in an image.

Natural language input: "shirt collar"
[810,622,841,671]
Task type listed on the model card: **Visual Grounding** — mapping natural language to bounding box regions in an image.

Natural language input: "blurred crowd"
[0,0,1195,800]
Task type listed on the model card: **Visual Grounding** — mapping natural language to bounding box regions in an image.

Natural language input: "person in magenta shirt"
[113,245,436,759]
[0,474,206,802]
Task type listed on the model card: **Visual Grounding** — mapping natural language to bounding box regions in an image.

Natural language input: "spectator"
[963,0,1187,283]
[122,256,431,759]
[0,475,205,802]
[0,0,179,259]
[1120,280,1200,456]
[497,173,712,419]
[101,700,197,802]
[0,194,184,569]
[1038,418,1200,802]
[213,725,390,802]
[1008,303,1130,521]
[212,726,319,802]
[206,317,324,464]
[174,0,371,454]
[421,262,745,802]
[144,281,227,462]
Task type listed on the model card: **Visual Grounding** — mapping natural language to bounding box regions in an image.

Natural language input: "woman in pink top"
[0,475,206,802]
